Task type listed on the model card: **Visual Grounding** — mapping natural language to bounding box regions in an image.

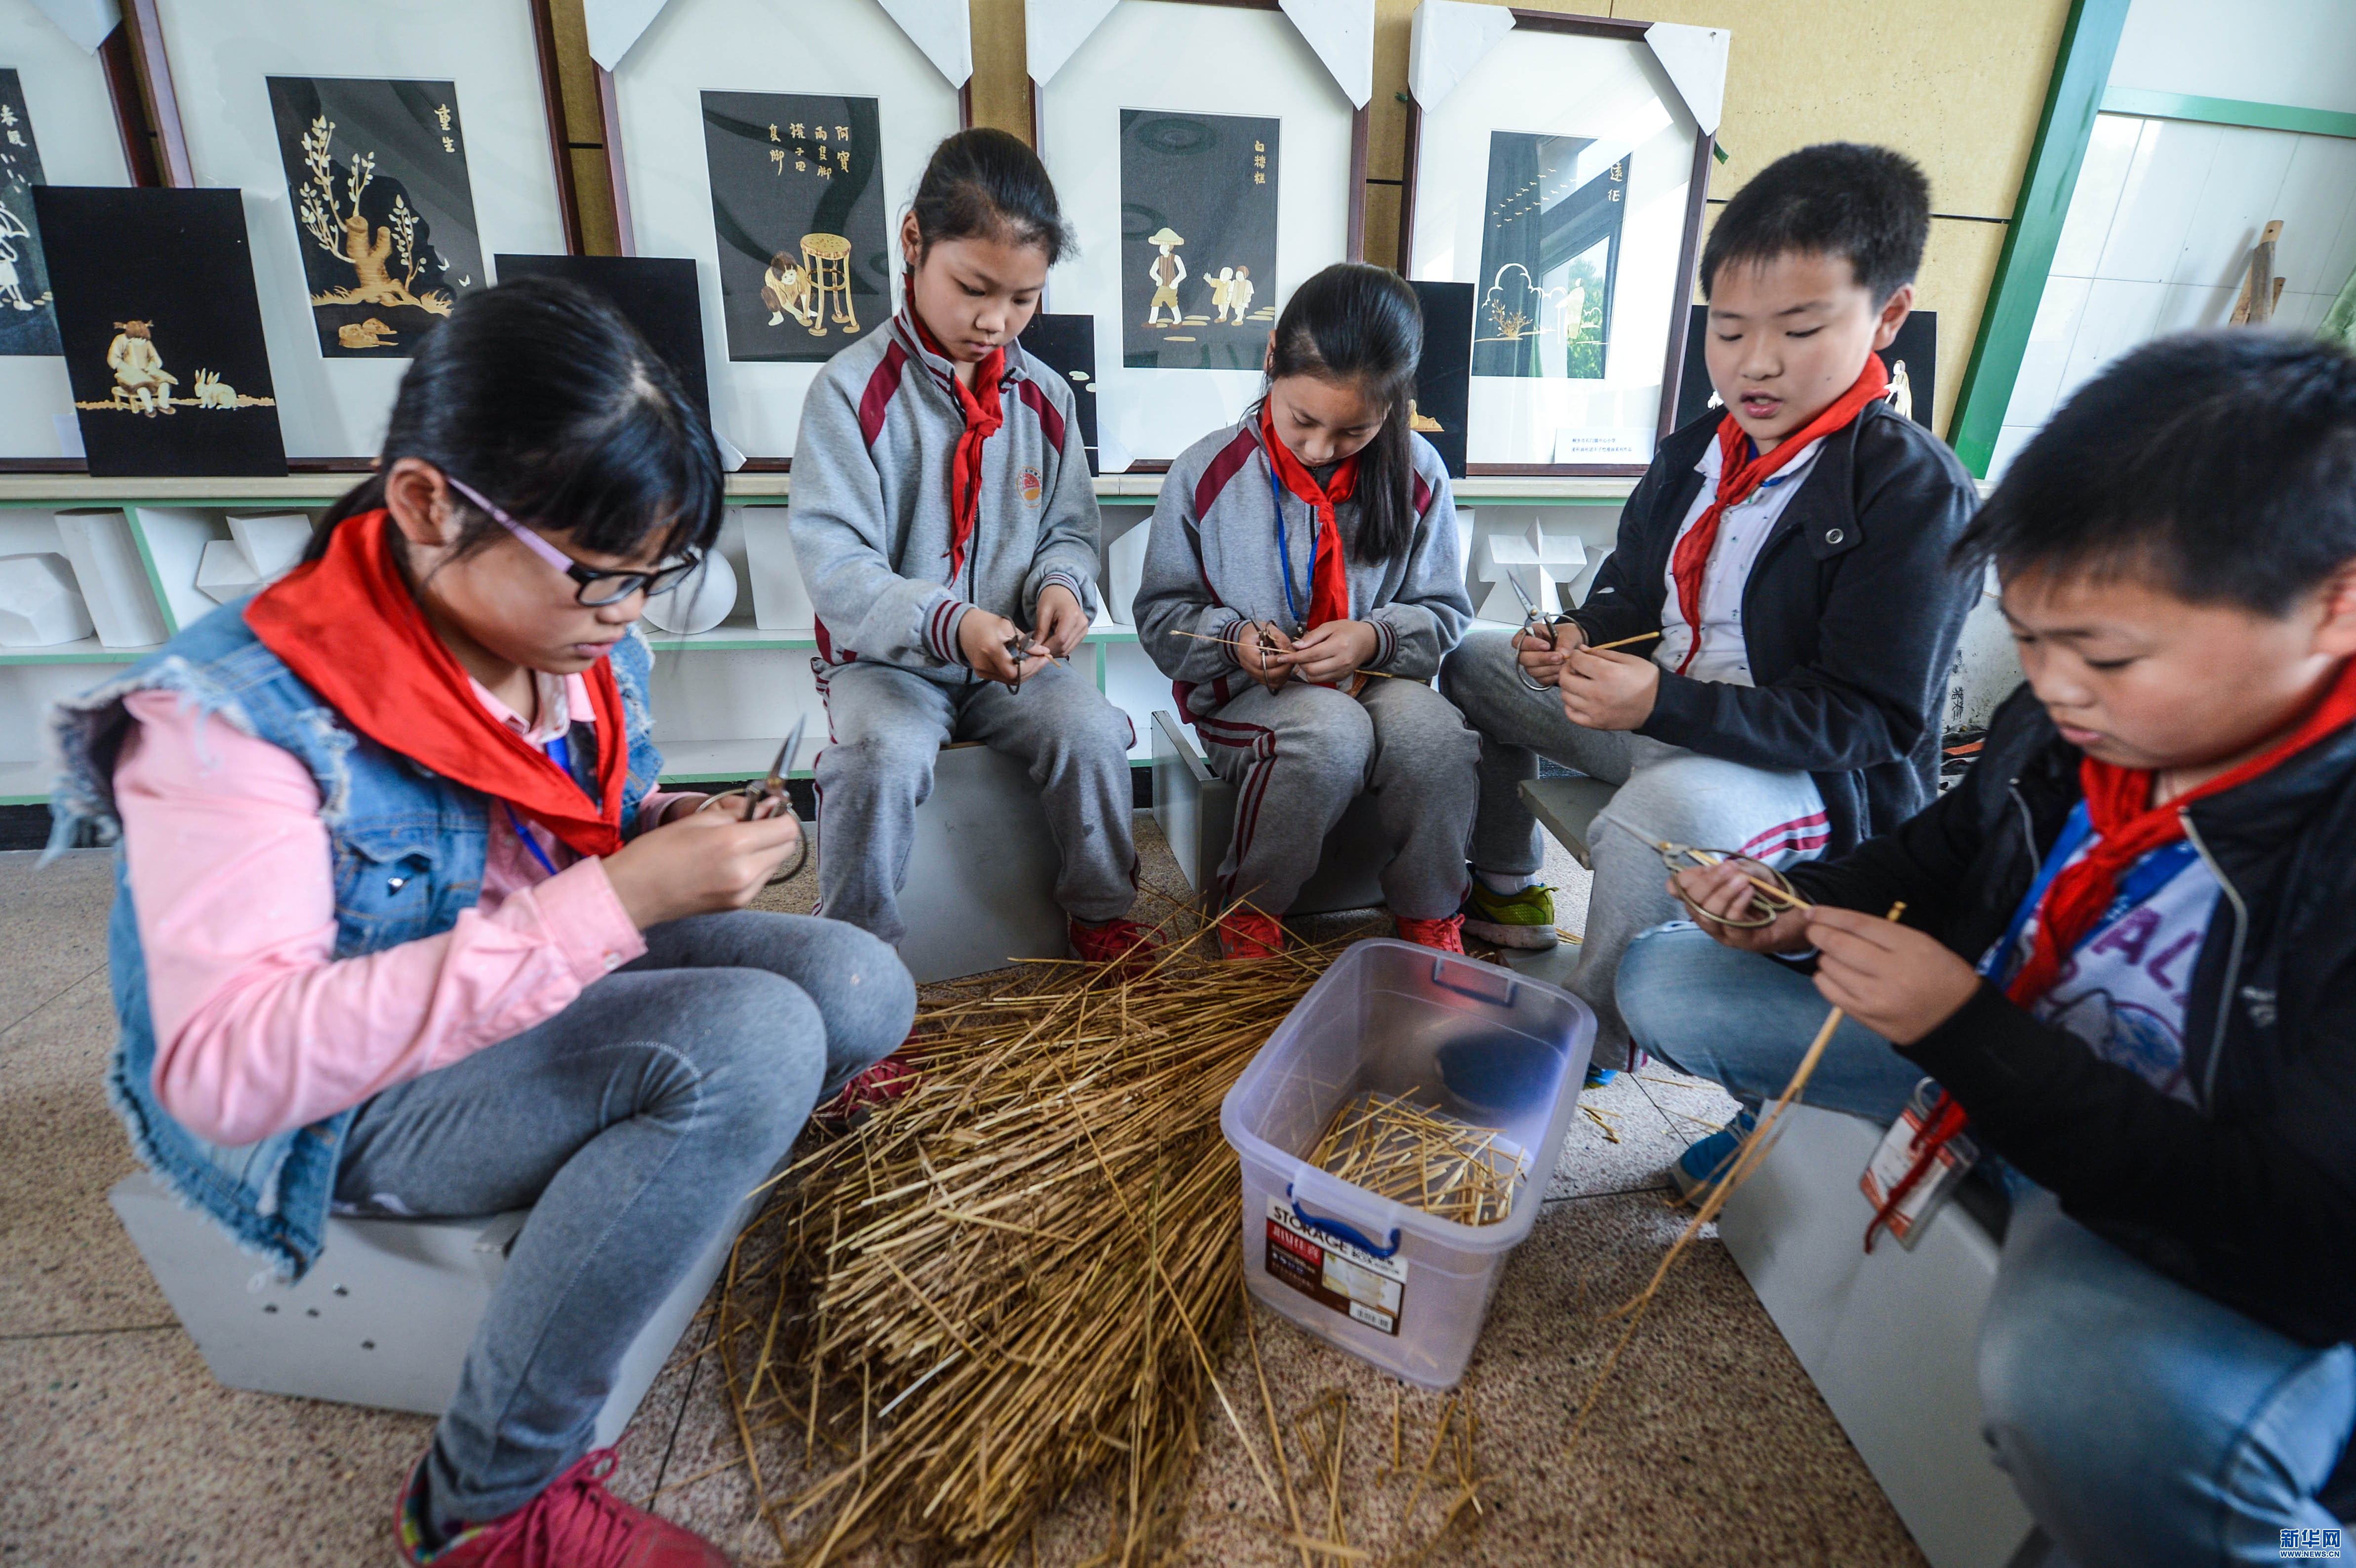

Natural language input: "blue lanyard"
[1267,459,1313,631]
[502,730,574,881]
[1982,801,2202,985]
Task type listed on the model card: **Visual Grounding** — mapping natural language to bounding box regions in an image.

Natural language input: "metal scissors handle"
[696,714,811,882]
[1607,816,1807,929]
[1507,569,1574,693]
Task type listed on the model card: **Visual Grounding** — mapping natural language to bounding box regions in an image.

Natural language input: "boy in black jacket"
[1440,144,1978,1072]
[1625,332,2356,1565]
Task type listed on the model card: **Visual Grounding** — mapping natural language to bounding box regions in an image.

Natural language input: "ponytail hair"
[1264,263,1423,564]
[909,127,1074,265]
[315,276,723,567]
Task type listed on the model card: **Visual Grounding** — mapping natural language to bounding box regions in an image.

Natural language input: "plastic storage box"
[1220,939,1594,1388]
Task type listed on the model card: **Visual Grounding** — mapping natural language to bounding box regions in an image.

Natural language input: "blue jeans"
[334,910,915,1526]
[1620,924,2356,1565]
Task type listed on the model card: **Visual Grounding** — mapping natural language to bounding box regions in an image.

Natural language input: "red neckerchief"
[1257,403,1357,628]
[1668,355,1890,674]
[908,313,1005,582]
[244,508,629,858]
[2005,656,2356,1006]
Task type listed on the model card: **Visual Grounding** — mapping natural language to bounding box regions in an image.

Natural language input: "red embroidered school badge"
[1019,466,1043,505]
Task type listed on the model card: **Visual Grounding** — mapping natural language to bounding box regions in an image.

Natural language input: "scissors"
[1606,816,1809,929]
[1506,568,1578,693]
[696,714,810,882]
[1002,631,1049,694]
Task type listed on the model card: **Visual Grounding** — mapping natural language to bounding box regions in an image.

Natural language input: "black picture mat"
[1408,280,1472,479]
[0,69,58,357]
[1673,306,1938,434]
[701,91,889,363]
[1017,313,1099,477]
[1473,132,1625,381]
[495,254,711,417]
[1120,109,1278,371]
[38,186,285,477]
[266,77,485,360]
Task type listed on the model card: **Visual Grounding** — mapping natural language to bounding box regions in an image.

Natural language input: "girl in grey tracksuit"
[788,131,1145,959]
[1135,264,1478,957]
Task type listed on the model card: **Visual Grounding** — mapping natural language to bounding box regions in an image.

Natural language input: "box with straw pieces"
[1220,940,1594,1388]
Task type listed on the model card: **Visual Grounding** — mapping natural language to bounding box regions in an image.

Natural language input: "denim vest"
[47,599,661,1280]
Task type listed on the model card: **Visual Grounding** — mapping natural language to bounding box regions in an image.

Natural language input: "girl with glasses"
[48,277,916,1568]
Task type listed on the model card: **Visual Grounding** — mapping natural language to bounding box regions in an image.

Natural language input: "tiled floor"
[0,824,1931,1567]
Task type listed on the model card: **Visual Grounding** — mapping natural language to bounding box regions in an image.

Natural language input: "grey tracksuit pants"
[1440,631,1828,1068]
[334,911,915,1528]
[1194,676,1479,921]
[812,658,1139,943]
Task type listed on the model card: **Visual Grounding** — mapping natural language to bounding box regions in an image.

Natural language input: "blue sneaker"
[1585,1064,1617,1089]
[1669,1107,1758,1206]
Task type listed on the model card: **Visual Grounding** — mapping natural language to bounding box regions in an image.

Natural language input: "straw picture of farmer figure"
[0,68,58,357]
[267,77,485,360]
[1119,109,1278,369]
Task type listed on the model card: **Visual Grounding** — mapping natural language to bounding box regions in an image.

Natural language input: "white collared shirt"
[1653,435,1826,687]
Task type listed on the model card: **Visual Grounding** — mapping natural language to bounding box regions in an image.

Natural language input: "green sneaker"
[1461,880,1559,950]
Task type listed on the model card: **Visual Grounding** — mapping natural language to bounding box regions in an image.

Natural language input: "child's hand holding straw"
[1669,856,1813,953]
[956,605,1053,686]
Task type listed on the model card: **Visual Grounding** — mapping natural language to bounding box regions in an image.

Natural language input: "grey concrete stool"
[1516,774,1619,868]
[1149,711,1388,914]
[1719,1104,2036,1568]
[863,740,1071,983]
[108,1173,748,1446]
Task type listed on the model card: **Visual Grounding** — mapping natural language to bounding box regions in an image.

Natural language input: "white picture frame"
[1030,0,1372,470]
[0,0,138,460]
[589,0,968,464]
[1402,5,1724,474]
[138,0,577,462]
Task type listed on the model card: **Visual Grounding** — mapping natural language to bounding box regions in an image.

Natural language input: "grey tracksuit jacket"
[1134,419,1474,717]
[788,306,1101,680]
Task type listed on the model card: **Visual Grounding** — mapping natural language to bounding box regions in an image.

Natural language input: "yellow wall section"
[546,0,2070,438]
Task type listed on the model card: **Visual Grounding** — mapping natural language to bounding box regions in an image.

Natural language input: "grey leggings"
[333,911,915,1526]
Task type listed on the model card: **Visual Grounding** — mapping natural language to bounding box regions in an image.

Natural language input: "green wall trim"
[1949,0,2134,478]
[2100,86,2356,140]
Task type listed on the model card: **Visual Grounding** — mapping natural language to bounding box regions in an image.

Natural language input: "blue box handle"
[1429,958,1518,1008]
[1287,1183,1401,1258]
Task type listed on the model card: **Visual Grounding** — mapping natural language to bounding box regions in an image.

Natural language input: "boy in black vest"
[1627,332,2356,1562]
[1440,143,1979,1075]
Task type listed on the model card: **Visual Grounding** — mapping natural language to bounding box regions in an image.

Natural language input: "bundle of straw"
[1308,1092,1524,1227]
[708,927,1352,1566]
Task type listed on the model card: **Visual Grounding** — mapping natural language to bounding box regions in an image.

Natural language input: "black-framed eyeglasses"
[445,474,705,607]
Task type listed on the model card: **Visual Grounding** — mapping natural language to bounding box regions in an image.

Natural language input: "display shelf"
[650,737,815,786]
[0,758,56,807]
[646,622,1143,654]
[0,639,158,666]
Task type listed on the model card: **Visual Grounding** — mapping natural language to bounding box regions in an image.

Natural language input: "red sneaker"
[1216,910,1287,960]
[1068,915,1162,971]
[1395,914,1466,954]
[812,1050,921,1132]
[399,1448,728,1567]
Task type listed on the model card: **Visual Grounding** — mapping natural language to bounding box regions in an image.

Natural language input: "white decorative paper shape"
[644,551,739,634]
[1025,0,1127,87]
[225,513,315,582]
[1470,516,1584,622]
[874,0,974,86]
[583,0,675,70]
[195,539,263,606]
[744,516,815,631]
[1407,0,1514,112]
[1277,0,1376,108]
[55,510,167,648]
[1643,21,1729,138]
[29,0,119,53]
[1104,519,1149,625]
[0,553,93,646]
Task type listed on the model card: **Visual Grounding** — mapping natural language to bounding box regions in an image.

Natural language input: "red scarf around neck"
[1668,355,1890,674]
[1258,402,1357,629]
[2006,656,2356,1005]
[908,312,1005,582]
[244,509,630,858]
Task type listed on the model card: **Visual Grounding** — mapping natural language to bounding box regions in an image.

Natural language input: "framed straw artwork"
[581,0,972,465]
[127,0,579,465]
[1027,0,1374,470]
[1400,4,1726,475]
[0,0,154,462]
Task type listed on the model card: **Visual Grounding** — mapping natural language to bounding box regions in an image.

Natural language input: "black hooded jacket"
[1567,400,1980,855]
[1788,683,2356,1348]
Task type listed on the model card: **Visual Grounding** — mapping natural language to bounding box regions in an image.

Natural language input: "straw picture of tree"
[295,117,451,319]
